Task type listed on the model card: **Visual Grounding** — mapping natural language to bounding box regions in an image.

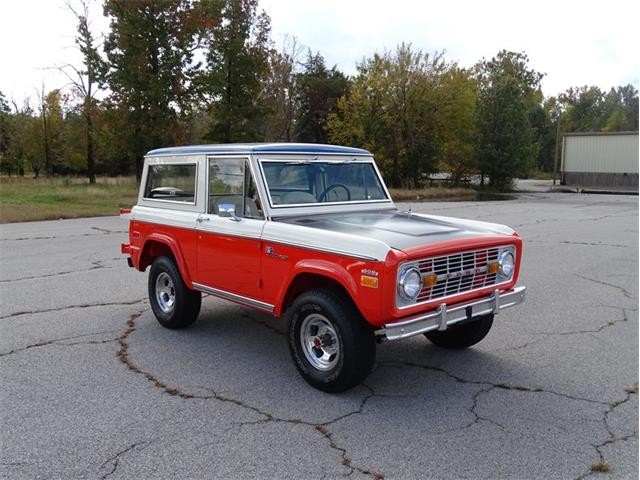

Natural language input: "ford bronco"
[121,143,526,392]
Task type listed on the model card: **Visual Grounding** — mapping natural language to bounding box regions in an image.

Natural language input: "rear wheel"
[424,314,494,349]
[287,288,376,393]
[148,256,201,329]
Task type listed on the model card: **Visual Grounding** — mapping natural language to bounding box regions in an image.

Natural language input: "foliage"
[328,44,475,188]
[63,0,106,183]
[262,36,302,142]
[295,51,349,144]
[103,0,205,179]
[1,2,638,191]
[474,50,543,189]
[201,0,271,143]
[559,84,638,133]
[0,91,12,173]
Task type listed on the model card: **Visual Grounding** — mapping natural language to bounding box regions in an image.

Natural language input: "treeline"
[0,0,637,189]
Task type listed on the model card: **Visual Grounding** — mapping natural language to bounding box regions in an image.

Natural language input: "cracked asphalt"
[1,192,637,479]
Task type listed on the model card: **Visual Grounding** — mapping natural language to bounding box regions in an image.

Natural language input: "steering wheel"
[318,183,352,202]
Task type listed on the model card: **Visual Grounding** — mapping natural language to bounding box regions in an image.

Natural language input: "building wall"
[562,171,638,188]
[561,132,639,188]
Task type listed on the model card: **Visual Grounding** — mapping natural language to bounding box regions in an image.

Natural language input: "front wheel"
[287,289,376,393]
[424,314,494,349]
[148,256,201,329]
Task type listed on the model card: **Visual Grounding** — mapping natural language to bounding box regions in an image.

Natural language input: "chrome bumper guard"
[377,286,526,341]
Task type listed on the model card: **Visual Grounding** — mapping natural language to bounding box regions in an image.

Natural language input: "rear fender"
[139,233,193,288]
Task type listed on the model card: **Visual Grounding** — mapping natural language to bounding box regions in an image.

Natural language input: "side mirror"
[218,203,236,218]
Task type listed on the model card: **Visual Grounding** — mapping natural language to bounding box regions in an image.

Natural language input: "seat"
[278,191,318,205]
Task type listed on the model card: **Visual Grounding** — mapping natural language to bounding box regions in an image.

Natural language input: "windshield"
[260,161,389,206]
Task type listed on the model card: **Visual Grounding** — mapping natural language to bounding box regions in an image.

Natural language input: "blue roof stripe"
[146,143,371,156]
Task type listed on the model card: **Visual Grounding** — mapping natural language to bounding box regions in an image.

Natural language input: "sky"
[1,0,638,106]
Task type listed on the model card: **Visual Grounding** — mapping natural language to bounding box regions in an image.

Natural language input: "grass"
[0,176,139,223]
[0,176,483,223]
[590,461,611,473]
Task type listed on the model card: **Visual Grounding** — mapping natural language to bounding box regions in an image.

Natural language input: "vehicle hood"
[278,209,515,252]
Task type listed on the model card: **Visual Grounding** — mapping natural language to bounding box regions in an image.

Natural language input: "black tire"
[287,288,376,393]
[424,314,494,349]
[148,256,201,329]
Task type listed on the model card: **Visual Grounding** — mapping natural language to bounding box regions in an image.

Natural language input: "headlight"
[498,251,515,277]
[398,267,422,300]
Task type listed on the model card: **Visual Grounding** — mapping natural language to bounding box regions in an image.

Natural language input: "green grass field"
[0,176,139,223]
[0,176,480,223]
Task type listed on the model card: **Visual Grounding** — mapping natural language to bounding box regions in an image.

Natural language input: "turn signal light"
[488,262,500,274]
[423,273,438,287]
[360,275,379,288]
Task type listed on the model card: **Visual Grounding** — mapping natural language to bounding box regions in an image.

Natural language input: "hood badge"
[361,268,379,277]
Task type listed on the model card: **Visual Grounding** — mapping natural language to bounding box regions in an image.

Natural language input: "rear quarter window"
[144,164,197,203]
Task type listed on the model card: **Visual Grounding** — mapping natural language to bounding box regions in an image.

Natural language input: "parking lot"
[1,192,637,479]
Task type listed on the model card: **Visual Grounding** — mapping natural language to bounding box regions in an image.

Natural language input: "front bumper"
[376,286,526,341]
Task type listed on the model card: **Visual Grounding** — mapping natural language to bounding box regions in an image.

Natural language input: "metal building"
[561,131,639,189]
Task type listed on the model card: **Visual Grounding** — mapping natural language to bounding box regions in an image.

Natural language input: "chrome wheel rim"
[155,272,175,313]
[300,313,340,371]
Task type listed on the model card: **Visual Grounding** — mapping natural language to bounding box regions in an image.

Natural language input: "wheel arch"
[139,233,193,288]
[276,261,362,318]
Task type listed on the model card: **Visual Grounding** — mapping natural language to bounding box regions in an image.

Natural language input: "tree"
[8,99,41,177]
[557,84,638,134]
[38,89,66,177]
[59,0,105,183]
[201,0,271,143]
[294,51,349,144]
[103,0,205,180]
[0,91,11,174]
[328,44,462,188]
[262,35,302,142]
[436,67,476,184]
[558,86,605,132]
[474,50,543,189]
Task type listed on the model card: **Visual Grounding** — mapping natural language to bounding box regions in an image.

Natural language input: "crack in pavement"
[532,307,631,337]
[0,258,123,283]
[0,227,127,243]
[116,311,384,479]
[379,360,611,406]
[0,329,120,358]
[99,441,148,480]
[526,239,632,248]
[575,274,636,300]
[513,208,638,229]
[576,384,638,479]
[379,361,638,479]
[0,299,146,320]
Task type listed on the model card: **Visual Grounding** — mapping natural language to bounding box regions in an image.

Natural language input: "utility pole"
[552,112,561,186]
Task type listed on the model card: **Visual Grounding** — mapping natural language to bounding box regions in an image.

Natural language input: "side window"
[144,164,197,203]
[208,158,264,219]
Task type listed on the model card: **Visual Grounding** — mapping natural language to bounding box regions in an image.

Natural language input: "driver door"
[195,157,266,302]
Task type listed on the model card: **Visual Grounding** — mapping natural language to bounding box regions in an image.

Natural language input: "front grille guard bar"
[378,286,526,341]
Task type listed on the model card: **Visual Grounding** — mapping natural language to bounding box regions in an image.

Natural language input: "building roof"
[146,143,372,157]
[562,131,639,137]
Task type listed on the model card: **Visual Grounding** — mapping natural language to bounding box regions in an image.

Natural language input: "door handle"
[196,217,210,223]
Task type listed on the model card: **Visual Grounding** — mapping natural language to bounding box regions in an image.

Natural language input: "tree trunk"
[135,156,143,183]
[42,105,51,176]
[86,104,96,184]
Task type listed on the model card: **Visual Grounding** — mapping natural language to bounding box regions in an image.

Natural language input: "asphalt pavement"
[1,192,638,479]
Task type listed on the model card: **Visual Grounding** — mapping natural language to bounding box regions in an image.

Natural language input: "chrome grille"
[415,247,501,303]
